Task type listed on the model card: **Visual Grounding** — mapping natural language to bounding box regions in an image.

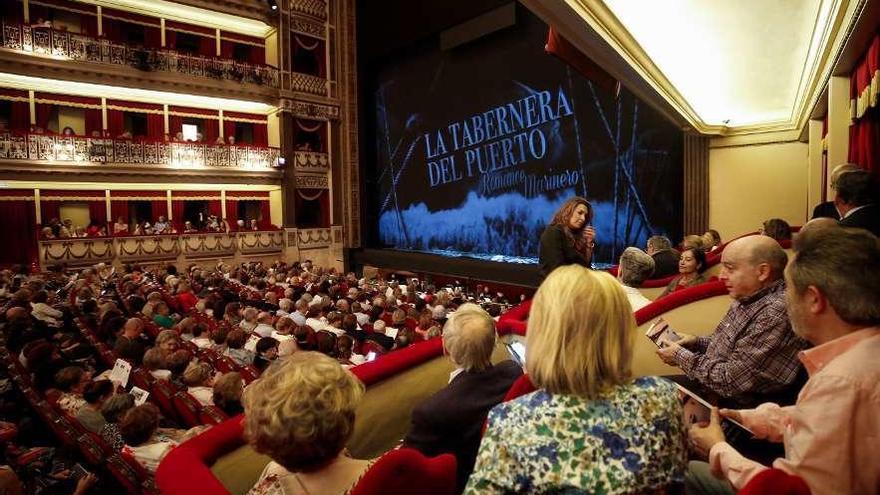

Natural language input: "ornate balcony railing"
[0,132,282,170]
[1,22,279,88]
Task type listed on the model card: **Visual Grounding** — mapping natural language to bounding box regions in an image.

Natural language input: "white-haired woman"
[466,266,686,494]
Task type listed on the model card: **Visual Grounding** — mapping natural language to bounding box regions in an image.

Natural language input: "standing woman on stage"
[539,197,595,278]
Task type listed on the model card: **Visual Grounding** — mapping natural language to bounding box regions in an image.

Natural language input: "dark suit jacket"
[538,225,591,278]
[404,360,523,493]
[840,204,880,237]
[811,201,840,220]
[651,249,680,278]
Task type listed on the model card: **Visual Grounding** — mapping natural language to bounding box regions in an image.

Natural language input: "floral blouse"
[465,376,686,494]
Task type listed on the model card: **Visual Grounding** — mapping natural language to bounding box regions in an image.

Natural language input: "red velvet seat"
[199,405,229,425]
[173,392,203,427]
[156,416,457,495]
[738,468,810,495]
[239,365,260,384]
[150,380,180,422]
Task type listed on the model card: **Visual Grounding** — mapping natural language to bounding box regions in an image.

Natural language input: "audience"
[76,379,114,433]
[811,163,860,220]
[686,226,880,495]
[616,247,655,311]
[466,266,685,493]
[54,365,90,415]
[835,169,880,236]
[212,372,244,417]
[182,362,215,407]
[100,393,136,451]
[656,235,807,407]
[404,304,522,492]
[252,337,279,372]
[659,247,708,297]
[114,318,146,364]
[761,218,792,242]
[646,235,680,278]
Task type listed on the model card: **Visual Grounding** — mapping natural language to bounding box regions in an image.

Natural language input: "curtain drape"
[102,18,121,42]
[171,200,185,230]
[107,109,125,137]
[80,14,98,37]
[253,123,268,146]
[88,201,107,226]
[220,40,235,59]
[249,46,265,66]
[84,108,102,136]
[144,25,161,49]
[165,30,176,50]
[208,200,222,217]
[110,201,129,226]
[225,199,238,227]
[169,115,183,138]
[223,120,236,143]
[34,103,52,131]
[259,200,271,228]
[199,36,215,57]
[10,101,29,132]
[152,200,168,222]
[40,200,60,224]
[203,118,219,144]
[0,200,37,266]
[848,32,880,174]
[294,189,329,228]
[545,27,619,95]
[146,113,164,139]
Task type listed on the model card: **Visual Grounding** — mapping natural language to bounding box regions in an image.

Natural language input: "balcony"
[39,230,286,268]
[0,132,281,171]
[0,22,279,89]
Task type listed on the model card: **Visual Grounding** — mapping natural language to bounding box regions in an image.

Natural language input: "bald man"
[657,235,807,408]
[114,318,146,364]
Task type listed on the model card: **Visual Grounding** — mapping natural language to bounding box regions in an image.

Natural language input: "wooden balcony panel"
[181,233,238,259]
[238,230,285,255]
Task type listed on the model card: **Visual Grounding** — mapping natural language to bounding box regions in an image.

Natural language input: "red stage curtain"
[259,200,271,228]
[40,200,60,224]
[253,123,268,146]
[295,189,329,228]
[848,109,880,174]
[34,103,52,131]
[225,199,238,227]
[172,200,185,231]
[102,17,121,42]
[545,27,619,95]
[88,201,107,226]
[111,201,129,225]
[152,200,168,221]
[203,119,219,144]
[107,109,125,137]
[147,112,164,139]
[199,36,215,57]
[169,115,183,138]
[0,200,37,266]
[165,29,176,49]
[10,101,29,132]
[208,200,222,217]
[84,108,102,136]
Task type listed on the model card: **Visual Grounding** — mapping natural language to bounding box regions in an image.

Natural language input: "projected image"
[369,8,682,264]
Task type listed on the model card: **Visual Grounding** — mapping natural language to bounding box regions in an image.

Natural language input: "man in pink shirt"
[686,225,880,495]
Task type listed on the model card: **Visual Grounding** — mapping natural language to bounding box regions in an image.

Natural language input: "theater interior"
[0,0,877,493]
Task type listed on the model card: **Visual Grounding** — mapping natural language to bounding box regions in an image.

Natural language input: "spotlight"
[268,0,277,10]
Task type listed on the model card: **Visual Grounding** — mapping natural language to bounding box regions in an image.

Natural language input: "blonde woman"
[244,352,455,495]
[465,266,686,494]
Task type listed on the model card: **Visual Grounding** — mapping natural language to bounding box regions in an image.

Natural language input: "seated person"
[616,247,655,311]
[404,304,522,491]
[240,307,259,333]
[686,226,880,495]
[182,362,214,407]
[271,316,295,342]
[253,311,275,338]
[761,218,792,242]
[365,320,394,351]
[30,290,63,328]
[114,318,146,365]
[835,169,880,236]
[155,329,181,355]
[646,235,680,278]
[657,235,808,408]
[75,379,114,433]
[210,327,229,353]
[252,337,279,373]
[142,347,171,381]
[152,302,176,329]
[702,229,722,252]
[153,216,170,234]
[659,247,708,297]
[101,393,136,451]
[113,217,128,235]
[120,404,191,473]
[212,371,244,417]
[466,266,685,493]
[682,234,705,251]
[246,352,452,495]
[54,366,91,415]
[224,329,255,366]
[190,323,212,349]
[166,349,193,390]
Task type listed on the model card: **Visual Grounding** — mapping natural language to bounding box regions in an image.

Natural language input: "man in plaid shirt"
[657,235,808,407]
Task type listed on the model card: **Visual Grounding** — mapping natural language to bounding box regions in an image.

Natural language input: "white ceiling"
[601,0,827,127]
